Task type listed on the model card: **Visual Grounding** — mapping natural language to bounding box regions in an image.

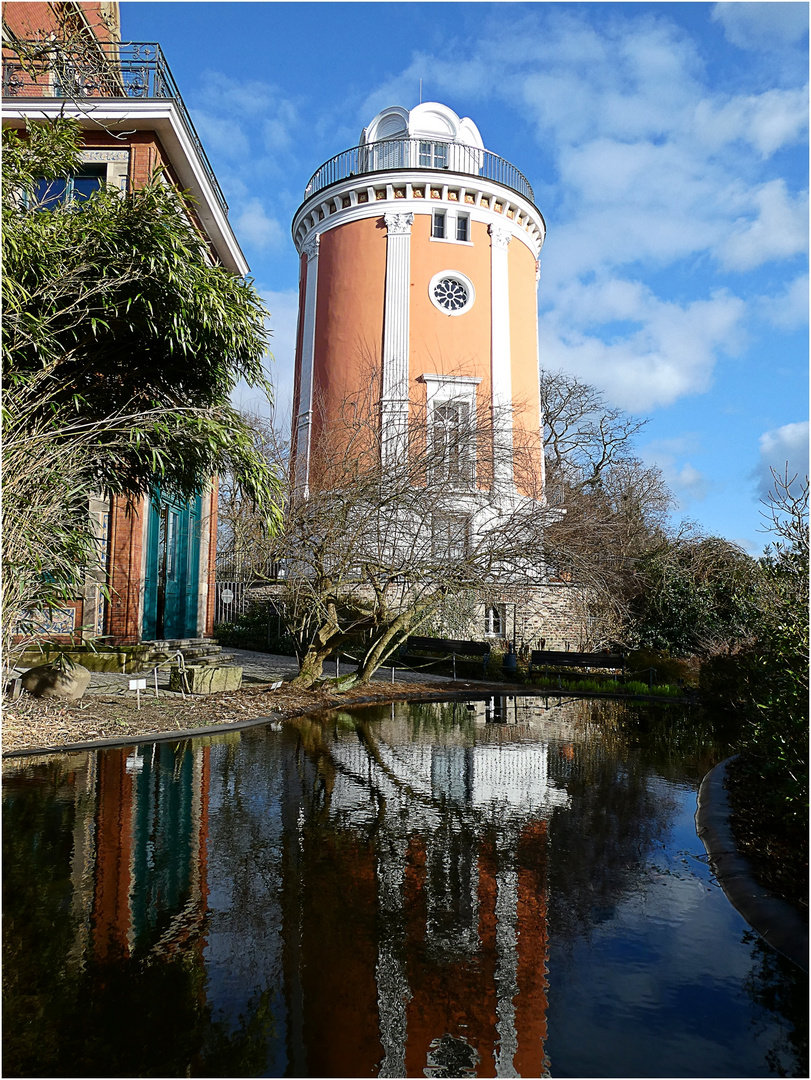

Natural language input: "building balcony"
[2,40,228,217]
[304,136,535,205]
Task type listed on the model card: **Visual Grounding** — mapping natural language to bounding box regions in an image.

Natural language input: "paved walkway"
[12,648,459,696]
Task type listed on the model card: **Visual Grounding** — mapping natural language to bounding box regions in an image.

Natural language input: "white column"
[382,212,413,470]
[295,234,320,496]
[534,256,547,502]
[489,224,513,491]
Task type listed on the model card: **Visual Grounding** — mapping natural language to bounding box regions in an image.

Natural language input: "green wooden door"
[142,492,202,641]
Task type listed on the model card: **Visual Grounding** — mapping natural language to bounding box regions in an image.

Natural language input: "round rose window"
[429,271,475,315]
[433,276,468,311]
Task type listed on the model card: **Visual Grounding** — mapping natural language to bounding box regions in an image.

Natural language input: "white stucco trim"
[489,224,514,492]
[294,236,320,496]
[292,171,545,259]
[382,212,413,467]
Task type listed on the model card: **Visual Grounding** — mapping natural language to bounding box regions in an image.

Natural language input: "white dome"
[361,102,485,151]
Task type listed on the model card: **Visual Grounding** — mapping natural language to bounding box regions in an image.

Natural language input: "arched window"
[484,605,502,637]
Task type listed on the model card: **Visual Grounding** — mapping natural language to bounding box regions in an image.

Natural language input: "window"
[432,400,474,483]
[432,513,470,561]
[429,271,475,316]
[484,605,503,637]
[33,165,106,209]
[430,211,472,246]
[419,140,448,169]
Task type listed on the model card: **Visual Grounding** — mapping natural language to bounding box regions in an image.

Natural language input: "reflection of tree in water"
[545,698,737,943]
[546,699,678,940]
[742,931,808,1077]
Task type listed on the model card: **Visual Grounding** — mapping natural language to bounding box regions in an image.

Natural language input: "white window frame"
[431,512,471,561]
[484,604,504,638]
[428,269,476,317]
[429,208,473,246]
[420,373,481,487]
[432,210,446,239]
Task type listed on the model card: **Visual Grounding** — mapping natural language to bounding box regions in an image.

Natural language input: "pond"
[3,696,807,1078]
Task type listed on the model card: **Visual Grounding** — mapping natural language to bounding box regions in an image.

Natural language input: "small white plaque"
[220,588,234,604]
[129,678,147,690]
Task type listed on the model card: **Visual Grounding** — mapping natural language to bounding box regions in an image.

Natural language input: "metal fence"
[303,137,535,204]
[213,581,250,627]
[3,40,228,216]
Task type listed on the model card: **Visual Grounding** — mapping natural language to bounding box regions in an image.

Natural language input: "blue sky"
[123,1,809,551]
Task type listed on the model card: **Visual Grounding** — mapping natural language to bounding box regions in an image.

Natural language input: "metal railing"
[215,549,282,583]
[2,40,228,215]
[304,136,534,204]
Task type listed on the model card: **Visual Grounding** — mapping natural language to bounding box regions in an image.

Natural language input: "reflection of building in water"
[66,742,211,963]
[286,707,569,1077]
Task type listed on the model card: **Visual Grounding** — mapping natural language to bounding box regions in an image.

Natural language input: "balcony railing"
[304,136,535,204]
[2,40,228,215]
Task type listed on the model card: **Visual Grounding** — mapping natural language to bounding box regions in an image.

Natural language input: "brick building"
[3,0,248,645]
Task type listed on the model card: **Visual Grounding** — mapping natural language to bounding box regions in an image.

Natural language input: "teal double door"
[142,492,202,641]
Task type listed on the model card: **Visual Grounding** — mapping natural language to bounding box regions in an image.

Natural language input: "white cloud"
[757,274,809,330]
[754,421,810,497]
[693,86,808,158]
[232,198,285,253]
[719,180,808,271]
[195,111,251,161]
[539,279,746,411]
[712,2,809,51]
[230,286,299,433]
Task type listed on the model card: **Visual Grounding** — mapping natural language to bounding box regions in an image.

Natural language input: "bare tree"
[760,465,809,560]
[268,376,550,689]
[538,371,674,645]
[540,369,649,492]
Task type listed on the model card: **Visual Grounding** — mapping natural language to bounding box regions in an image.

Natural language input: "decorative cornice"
[384,211,414,236]
[302,234,320,260]
[292,172,545,260]
[489,224,512,250]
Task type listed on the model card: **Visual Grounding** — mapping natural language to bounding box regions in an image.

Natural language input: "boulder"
[169,664,242,695]
[21,663,92,701]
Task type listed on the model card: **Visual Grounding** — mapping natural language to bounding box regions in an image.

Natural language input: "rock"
[169,664,242,695]
[21,663,92,701]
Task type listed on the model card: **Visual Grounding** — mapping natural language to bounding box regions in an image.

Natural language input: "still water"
[3,697,807,1078]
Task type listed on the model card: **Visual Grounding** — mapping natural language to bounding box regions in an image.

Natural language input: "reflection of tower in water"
[287,707,569,1077]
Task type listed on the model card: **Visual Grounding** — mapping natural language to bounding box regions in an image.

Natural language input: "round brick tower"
[291,102,546,504]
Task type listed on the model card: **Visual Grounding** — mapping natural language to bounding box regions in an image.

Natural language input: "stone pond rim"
[696,756,808,973]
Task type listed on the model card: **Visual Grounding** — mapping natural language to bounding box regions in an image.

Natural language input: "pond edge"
[696,756,808,972]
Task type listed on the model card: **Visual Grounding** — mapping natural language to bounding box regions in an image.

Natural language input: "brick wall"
[106,494,146,644]
[205,477,218,637]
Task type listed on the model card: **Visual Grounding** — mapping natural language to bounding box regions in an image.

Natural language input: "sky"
[123,0,809,552]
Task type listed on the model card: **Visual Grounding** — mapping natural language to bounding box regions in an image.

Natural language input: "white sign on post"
[129,677,147,710]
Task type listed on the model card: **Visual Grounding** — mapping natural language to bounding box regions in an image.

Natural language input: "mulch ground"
[1,677,489,757]
[725,754,809,915]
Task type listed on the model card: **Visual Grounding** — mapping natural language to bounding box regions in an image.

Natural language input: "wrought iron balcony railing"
[2,40,228,215]
[304,136,535,204]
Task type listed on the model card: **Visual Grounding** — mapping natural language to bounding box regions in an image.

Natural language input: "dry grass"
[1,677,484,756]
